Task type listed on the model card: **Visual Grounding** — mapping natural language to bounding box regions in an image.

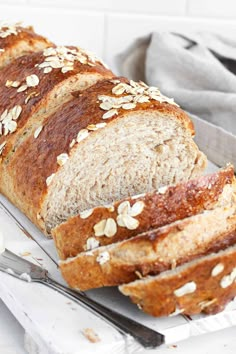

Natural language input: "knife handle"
[40,276,164,349]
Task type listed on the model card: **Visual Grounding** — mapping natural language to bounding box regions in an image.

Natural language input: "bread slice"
[119,240,236,317]
[0,22,52,69]
[59,186,236,291]
[0,46,113,163]
[52,165,234,259]
[1,78,206,234]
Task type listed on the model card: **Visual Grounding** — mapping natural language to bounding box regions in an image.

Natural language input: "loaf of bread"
[0,22,52,69]
[0,76,206,235]
[119,241,236,316]
[59,175,236,290]
[3,22,235,319]
[53,165,234,259]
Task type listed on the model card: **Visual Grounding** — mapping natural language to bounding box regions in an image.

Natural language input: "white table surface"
[1,299,236,354]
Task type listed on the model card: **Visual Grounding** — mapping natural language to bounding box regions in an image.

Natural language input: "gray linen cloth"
[117,32,236,169]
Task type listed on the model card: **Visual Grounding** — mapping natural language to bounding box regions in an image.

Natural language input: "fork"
[0,248,164,349]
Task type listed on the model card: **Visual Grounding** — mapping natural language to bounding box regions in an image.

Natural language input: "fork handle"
[39,276,164,349]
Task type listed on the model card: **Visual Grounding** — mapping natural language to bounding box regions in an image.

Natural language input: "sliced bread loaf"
[2,78,206,234]
[52,165,234,259]
[119,241,236,317]
[59,183,236,290]
[0,22,52,69]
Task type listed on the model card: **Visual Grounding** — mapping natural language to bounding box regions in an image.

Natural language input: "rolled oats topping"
[103,218,117,237]
[198,298,217,309]
[17,84,28,93]
[102,109,118,119]
[98,79,178,120]
[95,122,107,129]
[131,192,146,200]
[11,105,22,120]
[0,105,22,136]
[158,186,168,195]
[96,251,110,265]
[94,218,117,237]
[169,307,185,317]
[5,80,20,88]
[46,173,55,187]
[57,153,69,167]
[0,141,6,156]
[69,139,76,148]
[122,102,136,110]
[39,46,106,75]
[76,129,89,143]
[79,208,94,219]
[129,201,145,217]
[43,67,52,74]
[220,267,236,288]
[116,200,144,230]
[86,237,100,251]
[87,122,107,131]
[26,74,40,87]
[110,79,121,84]
[0,22,21,39]
[117,214,139,230]
[174,281,197,297]
[117,201,131,215]
[94,219,107,237]
[69,122,106,155]
[211,263,224,277]
[11,74,40,94]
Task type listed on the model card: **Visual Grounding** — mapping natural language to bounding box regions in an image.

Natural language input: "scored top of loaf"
[0,46,112,158]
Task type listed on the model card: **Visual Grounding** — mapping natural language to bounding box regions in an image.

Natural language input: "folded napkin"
[117,32,236,169]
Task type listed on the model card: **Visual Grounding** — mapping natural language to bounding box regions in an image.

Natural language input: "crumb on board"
[82,328,101,343]
[20,251,31,257]
[168,344,178,349]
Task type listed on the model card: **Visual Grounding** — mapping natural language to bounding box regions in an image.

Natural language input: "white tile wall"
[188,0,236,18]
[27,0,188,16]
[0,0,235,18]
[0,5,105,56]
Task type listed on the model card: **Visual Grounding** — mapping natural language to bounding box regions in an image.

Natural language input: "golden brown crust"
[0,25,52,68]
[72,77,195,135]
[0,25,48,49]
[59,214,236,291]
[3,76,196,232]
[119,241,236,317]
[53,166,235,259]
[0,49,113,158]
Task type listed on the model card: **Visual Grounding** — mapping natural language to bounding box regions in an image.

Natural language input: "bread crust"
[53,166,234,259]
[119,240,236,317]
[59,202,236,291]
[0,49,113,158]
[0,25,52,68]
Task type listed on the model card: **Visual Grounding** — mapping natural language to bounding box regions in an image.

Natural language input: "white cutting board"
[0,162,236,354]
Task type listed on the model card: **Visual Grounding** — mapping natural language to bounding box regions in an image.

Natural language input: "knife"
[0,248,165,349]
